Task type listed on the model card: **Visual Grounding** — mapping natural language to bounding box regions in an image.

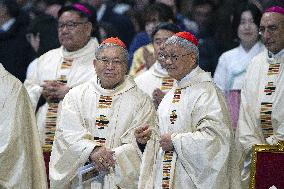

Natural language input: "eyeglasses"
[158,53,192,62]
[58,21,88,30]
[97,57,124,66]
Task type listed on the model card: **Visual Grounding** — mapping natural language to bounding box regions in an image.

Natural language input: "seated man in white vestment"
[236,6,284,188]
[0,63,47,188]
[24,3,100,180]
[150,32,233,189]
[135,23,180,109]
[49,37,157,189]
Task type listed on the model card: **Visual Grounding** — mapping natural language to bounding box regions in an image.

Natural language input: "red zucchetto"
[101,37,127,49]
[174,31,199,47]
[264,6,284,15]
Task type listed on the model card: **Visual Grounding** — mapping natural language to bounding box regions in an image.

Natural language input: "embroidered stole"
[43,58,73,152]
[162,88,181,189]
[160,77,175,92]
[94,95,113,147]
[260,58,282,139]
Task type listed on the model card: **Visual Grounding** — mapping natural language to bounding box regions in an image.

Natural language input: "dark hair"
[232,2,262,40]
[58,3,99,39]
[143,3,175,24]
[27,14,60,56]
[0,0,20,17]
[151,22,181,40]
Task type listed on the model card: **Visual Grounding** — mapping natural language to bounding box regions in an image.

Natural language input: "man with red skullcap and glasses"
[236,5,284,188]
[141,31,233,189]
[49,37,157,189]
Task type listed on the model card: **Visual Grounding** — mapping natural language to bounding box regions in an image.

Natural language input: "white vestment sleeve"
[50,92,97,188]
[171,89,231,188]
[113,96,157,189]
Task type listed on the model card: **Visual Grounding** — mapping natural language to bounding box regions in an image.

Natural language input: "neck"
[241,40,257,52]
[0,15,11,26]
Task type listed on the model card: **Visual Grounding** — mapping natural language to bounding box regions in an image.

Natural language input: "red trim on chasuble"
[260,62,281,139]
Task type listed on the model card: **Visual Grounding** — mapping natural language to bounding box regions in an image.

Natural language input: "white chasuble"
[24,38,99,147]
[154,66,232,189]
[50,76,157,189]
[237,49,284,188]
[135,62,176,98]
[0,64,47,188]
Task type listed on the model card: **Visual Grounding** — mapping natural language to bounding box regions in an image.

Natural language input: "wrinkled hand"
[41,80,70,102]
[160,133,174,151]
[152,88,165,110]
[134,124,152,145]
[143,47,155,69]
[89,146,115,173]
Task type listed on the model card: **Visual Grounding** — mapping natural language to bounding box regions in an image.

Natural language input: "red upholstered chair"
[249,141,284,189]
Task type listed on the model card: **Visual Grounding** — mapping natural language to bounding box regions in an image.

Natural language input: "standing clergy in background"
[151,32,233,189]
[50,37,157,189]
[135,23,180,109]
[236,6,284,188]
[24,3,99,179]
[0,63,47,188]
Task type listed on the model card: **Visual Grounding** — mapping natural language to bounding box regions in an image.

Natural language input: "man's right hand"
[89,146,115,173]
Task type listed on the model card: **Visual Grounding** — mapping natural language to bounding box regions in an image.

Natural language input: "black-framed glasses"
[158,53,192,62]
[58,21,88,30]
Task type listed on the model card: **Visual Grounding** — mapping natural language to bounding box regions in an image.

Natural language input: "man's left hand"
[160,133,174,151]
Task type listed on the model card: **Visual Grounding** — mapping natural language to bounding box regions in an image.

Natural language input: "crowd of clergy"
[0,0,284,189]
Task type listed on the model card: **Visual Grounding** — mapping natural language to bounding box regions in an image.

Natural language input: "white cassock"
[50,76,157,189]
[135,61,176,98]
[236,49,284,188]
[214,41,264,91]
[153,66,233,189]
[24,38,99,146]
[0,64,47,188]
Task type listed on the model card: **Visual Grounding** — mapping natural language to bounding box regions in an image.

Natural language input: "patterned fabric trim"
[162,151,174,189]
[260,62,281,139]
[43,58,73,152]
[96,115,109,129]
[161,78,175,91]
[170,110,177,124]
[98,95,113,108]
[172,89,181,103]
[94,137,106,146]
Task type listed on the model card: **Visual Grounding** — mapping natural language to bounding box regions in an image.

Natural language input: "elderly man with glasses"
[143,31,233,189]
[49,37,157,189]
[24,3,99,183]
[236,5,284,188]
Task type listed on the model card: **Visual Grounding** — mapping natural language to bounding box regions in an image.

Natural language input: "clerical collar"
[268,48,284,61]
[0,18,15,32]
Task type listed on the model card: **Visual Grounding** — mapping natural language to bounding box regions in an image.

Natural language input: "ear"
[93,59,97,68]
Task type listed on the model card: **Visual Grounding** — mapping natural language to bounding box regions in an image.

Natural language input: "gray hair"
[165,36,199,63]
[95,43,128,63]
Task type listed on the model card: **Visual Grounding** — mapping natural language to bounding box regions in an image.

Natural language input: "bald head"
[259,12,284,53]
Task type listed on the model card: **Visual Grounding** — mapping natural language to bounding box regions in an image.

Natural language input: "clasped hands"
[41,80,70,102]
[89,146,115,173]
[134,124,174,151]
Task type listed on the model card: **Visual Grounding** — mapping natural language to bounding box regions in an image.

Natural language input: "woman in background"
[214,2,264,129]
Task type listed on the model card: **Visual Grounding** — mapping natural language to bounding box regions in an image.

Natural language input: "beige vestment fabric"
[50,76,157,189]
[152,66,234,189]
[0,64,47,188]
[24,38,99,145]
[236,49,284,188]
[135,62,176,98]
